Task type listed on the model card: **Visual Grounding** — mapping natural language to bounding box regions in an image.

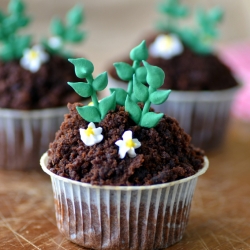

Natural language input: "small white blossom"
[20,45,49,73]
[149,34,183,59]
[79,122,103,146]
[115,131,141,159]
[48,36,63,50]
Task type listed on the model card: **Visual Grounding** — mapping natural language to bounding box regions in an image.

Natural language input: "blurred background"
[0,0,250,73]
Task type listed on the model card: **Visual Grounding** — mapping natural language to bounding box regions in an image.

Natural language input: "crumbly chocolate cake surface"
[47,103,204,186]
[109,34,238,91]
[0,55,83,109]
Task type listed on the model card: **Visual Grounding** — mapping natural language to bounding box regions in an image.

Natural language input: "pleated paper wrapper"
[41,153,209,250]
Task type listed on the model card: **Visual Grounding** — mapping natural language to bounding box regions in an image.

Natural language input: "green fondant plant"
[157,0,223,54]
[0,0,31,61]
[68,41,171,128]
[0,0,86,62]
[112,40,171,128]
[68,58,116,122]
[156,0,188,33]
[42,5,86,57]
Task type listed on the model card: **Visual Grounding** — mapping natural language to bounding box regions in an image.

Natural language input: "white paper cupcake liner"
[108,76,240,150]
[41,153,209,250]
[0,106,68,170]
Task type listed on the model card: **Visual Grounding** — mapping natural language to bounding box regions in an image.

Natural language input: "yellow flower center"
[126,139,135,148]
[163,36,173,49]
[29,50,39,60]
[85,127,95,137]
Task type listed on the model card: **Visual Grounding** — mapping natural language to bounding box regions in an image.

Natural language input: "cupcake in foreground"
[108,0,240,150]
[0,0,88,170]
[41,41,209,249]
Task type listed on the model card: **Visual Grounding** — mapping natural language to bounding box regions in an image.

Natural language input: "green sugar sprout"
[156,0,223,54]
[156,0,189,33]
[68,41,171,128]
[112,41,171,128]
[42,5,86,58]
[68,58,116,122]
[0,0,31,61]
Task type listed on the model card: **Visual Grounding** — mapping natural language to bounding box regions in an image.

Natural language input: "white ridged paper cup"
[0,106,68,170]
[108,76,240,150]
[41,152,209,249]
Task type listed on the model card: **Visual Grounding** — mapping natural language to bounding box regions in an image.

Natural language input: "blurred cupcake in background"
[0,0,89,170]
[108,0,240,151]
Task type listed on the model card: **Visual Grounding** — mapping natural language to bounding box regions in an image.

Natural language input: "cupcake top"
[47,41,205,186]
[109,0,238,91]
[0,0,86,110]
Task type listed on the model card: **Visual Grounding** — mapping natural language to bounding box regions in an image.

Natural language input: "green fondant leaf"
[66,5,83,26]
[130,40,148,61]
[8,0,25,14]
[208,7,223,22]
[99,92,116,119]
[133,75,148,103]
[64,29,85,42]
[140,112,164,128]
[76,106,101,122]
[143,61,165,89]
[110,88,127,106]
[125,96,141,124]
[68,82,93,97]
[51,18,65,37]
[113,62,134,81]
[92,72,108,91]
[135,66,147,83]
[150,90,171,105]
[68,58,94,78]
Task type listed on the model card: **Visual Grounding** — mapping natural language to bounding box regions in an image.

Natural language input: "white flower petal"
[95,134,103,143]
[128,148,136,158]
[115,140,124,147]
[88,122,95,129]
[132,139,141,149]
[119,147,129,159]
[94,127,103,135]
[122,130,132,141]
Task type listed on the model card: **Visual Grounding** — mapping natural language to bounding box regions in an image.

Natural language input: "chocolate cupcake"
[41,41,209,249]
[108,1,240,150]
[0,1,88,170]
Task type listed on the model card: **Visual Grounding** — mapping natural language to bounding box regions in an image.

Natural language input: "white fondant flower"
[20,45,49,73]
[48,36,63,49]
[115,131,141,159]
[149,34,183,59]
[79,122,103,146]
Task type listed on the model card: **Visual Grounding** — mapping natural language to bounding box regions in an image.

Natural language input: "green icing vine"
[42,5,86,58]
[0,0,31,61]
[112,40,171,128]
[68,58,116,123]
[156,0,223,54]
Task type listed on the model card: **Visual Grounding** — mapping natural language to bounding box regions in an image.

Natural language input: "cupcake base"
[41,153,209,249]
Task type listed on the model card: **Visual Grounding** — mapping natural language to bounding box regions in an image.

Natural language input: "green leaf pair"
[68,58,116,122]
[43,5,86,57]
[0,0,31,61]
[76,92,116,122]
